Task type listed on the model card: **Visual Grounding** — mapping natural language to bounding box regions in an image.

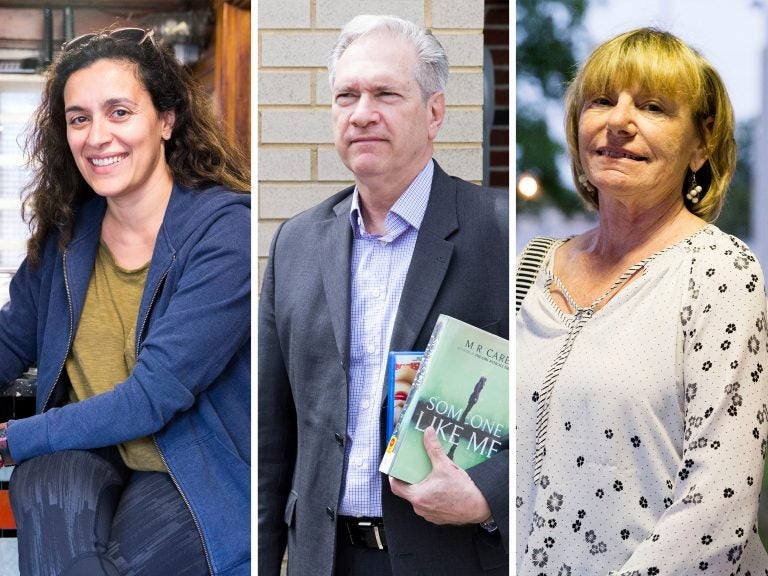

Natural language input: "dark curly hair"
[22,29,250,266]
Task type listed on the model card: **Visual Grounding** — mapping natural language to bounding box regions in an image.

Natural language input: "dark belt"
[338,516,388,550]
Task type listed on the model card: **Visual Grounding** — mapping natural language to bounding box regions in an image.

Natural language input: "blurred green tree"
[516,0,589,215]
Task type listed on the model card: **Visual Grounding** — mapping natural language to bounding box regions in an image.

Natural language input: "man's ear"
[427,92,446,141]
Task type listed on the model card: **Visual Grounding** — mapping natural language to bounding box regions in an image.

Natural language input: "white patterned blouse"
[516,225,768,575]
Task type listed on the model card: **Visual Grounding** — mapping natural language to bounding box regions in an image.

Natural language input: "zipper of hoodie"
[133,255,173,360]
[137,256,214,575]
[42,250,74,412]
[45,250,212,573]
[153,436,214,575]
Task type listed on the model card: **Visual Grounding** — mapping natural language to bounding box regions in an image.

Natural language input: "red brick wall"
[484,1,510,189]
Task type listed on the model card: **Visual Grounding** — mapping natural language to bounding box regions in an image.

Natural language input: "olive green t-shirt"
[65,241,166,472]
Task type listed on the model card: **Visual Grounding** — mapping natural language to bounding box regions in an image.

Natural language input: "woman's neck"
[101,179,173,269]
[587,196,704,265]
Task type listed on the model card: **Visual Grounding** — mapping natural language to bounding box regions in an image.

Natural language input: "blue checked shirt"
[338,160,433,517]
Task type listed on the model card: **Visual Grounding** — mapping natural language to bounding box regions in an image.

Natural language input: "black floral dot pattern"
[517,226,768,574]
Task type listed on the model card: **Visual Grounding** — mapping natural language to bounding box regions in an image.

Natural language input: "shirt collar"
[349,160,434,237]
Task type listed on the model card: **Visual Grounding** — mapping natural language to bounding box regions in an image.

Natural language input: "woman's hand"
[0,422,14,467]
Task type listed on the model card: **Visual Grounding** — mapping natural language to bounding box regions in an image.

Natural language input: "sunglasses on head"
[62,27,156,52]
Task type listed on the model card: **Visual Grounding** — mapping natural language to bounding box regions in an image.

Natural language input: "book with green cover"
[379,314,509,484]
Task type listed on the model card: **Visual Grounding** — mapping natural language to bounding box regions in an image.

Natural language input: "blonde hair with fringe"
[564,27,736,222]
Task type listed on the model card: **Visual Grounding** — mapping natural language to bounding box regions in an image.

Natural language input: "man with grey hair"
[259,14,508,576]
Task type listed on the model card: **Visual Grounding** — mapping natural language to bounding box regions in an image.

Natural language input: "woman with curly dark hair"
[0,28,250,575]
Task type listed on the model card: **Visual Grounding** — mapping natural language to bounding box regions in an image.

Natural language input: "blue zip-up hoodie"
[0,183,251,575]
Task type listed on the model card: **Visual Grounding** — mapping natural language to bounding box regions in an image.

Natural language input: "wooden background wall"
[0,0,250,156]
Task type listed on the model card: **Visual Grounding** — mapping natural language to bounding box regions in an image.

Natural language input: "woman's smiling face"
[64,58,175,202]
[578,86,708,207]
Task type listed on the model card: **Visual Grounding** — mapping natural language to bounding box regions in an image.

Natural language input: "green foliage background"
[516,0,588,216]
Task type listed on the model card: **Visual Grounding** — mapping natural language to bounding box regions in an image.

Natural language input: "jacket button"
[326,507,335,520]
[334,433,344,447]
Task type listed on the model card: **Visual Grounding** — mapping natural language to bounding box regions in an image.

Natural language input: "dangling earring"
[686,172,702,204]
[578,173,596,193]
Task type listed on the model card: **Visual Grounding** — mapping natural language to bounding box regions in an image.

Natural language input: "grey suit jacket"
[258,162,509,576]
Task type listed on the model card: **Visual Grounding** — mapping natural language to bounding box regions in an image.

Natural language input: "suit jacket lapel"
[319,190,354,370]
[389,163,458,353]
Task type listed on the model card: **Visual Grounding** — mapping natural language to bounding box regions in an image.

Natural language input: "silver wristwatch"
[480,516,498,532]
